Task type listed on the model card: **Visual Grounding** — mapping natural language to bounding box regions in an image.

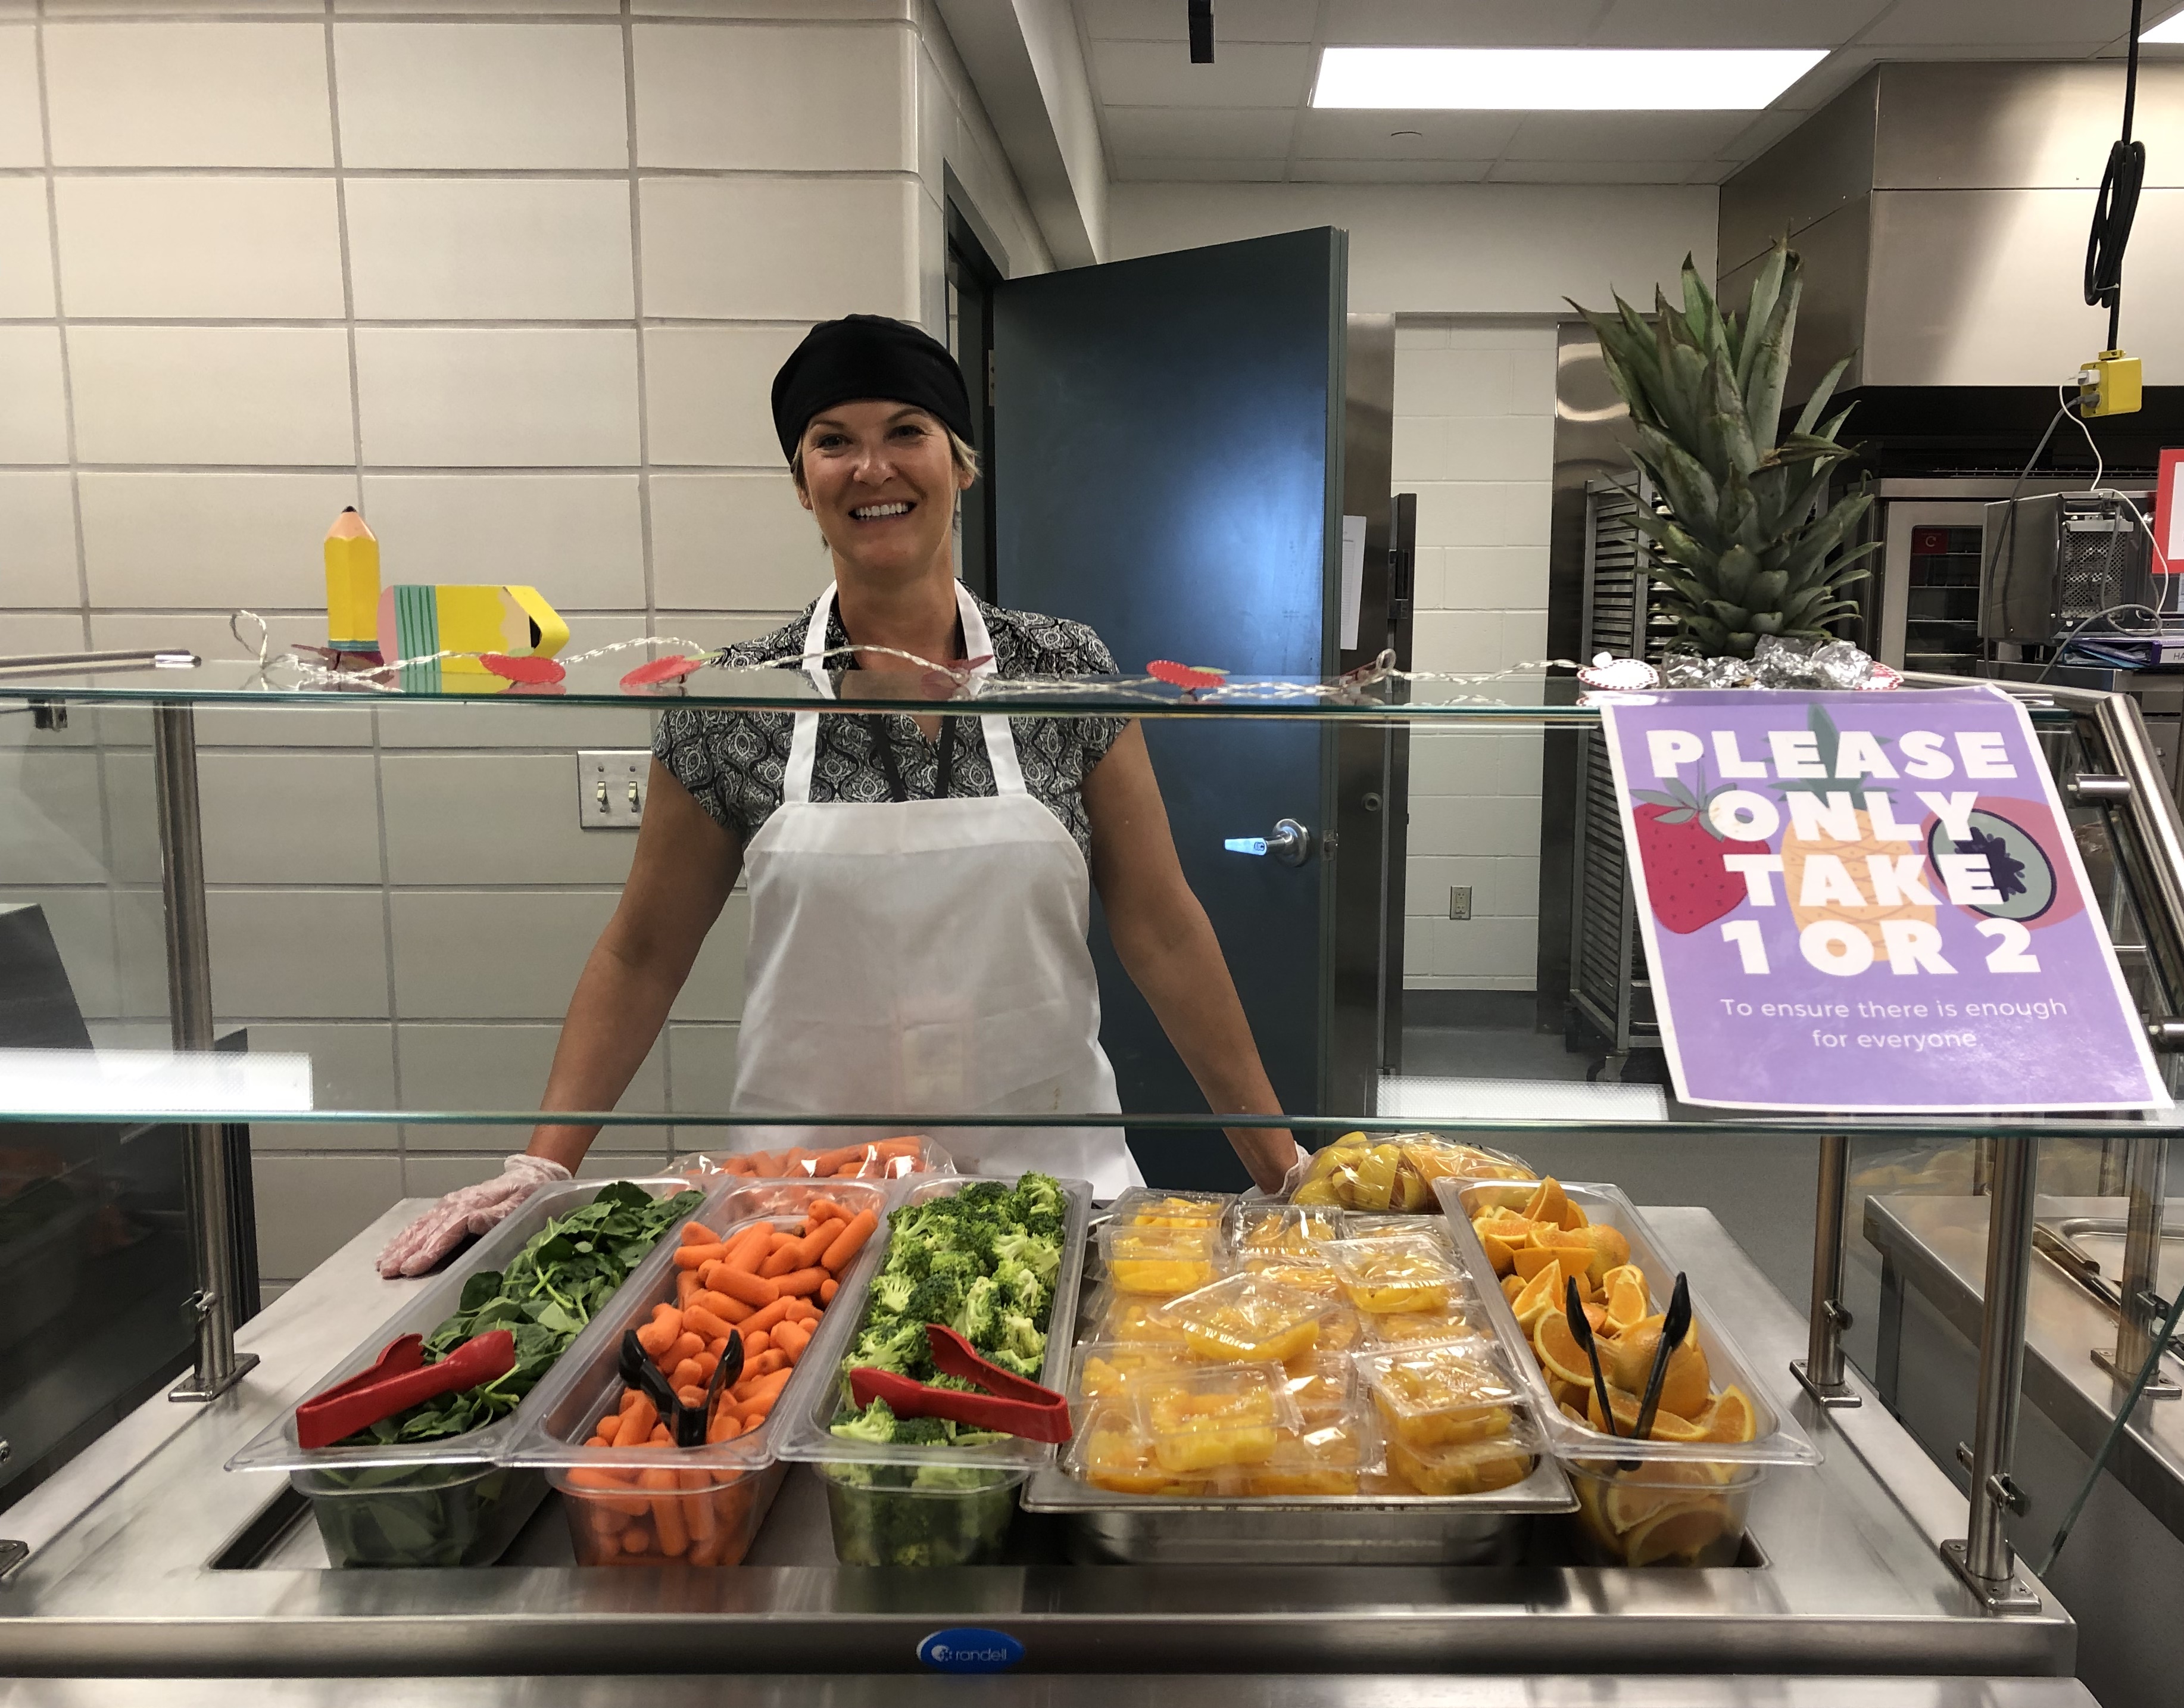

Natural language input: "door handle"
[1224,818,1311,867]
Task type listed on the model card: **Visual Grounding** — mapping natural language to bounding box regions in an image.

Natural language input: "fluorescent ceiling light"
[1312,47,1828,111]
[2146,10,2184,42]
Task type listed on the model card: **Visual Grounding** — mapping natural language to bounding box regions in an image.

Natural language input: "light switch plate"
[578,750,649,829]
[1448,886,1472,921]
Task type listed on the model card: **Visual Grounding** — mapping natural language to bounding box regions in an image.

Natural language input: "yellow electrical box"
[2079,349,2143,417]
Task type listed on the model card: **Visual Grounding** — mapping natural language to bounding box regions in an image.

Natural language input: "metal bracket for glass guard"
[1793,1132,1863,1408]
[154,704,258,1404]
[1942,1133,2042,1613]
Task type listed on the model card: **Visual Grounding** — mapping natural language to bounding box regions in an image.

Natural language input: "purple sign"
[1600,685,2166,1112]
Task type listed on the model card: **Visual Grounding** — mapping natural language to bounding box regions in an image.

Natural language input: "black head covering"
[771,314,976,462]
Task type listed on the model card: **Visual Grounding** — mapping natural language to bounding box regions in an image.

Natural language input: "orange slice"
[1534,1310,1596,1389]
[1623,1500,1730,1566]
[1604,1271,1650,1332]
[1602,1461,1723,1532]
[1697,1385,1758,1445]
[1509,1257,1564,1329]
[1479,1231,1517,1276]
[1586,1386,1709,1443]
[1522,1178,1569,1229]
[1500,1273,1526,1304]
[1603,1319,1711,1422]
[1511,1245,1566,1282]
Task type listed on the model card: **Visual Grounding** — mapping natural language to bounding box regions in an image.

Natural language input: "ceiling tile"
[1489,158,1704,183]
[1291,157,1495,182]
[1861,1,2126,48]
[1090,38,1312,107]
[1586,0,1889,48]
[1106,155,1288,183]
[1318,0,1612,48]
[1077,0,1319,42]
[1501,109,1753,161]
[1293,107,1525,159]
[1103,104,1296,160]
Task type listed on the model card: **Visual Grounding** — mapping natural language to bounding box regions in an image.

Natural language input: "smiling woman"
[377,313,1299,1276]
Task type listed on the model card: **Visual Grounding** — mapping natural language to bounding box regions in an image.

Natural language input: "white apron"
[728,582,1140,1196]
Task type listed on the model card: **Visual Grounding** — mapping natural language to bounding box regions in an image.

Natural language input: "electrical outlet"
[1449,886,1472,921]
[578,750,649,829]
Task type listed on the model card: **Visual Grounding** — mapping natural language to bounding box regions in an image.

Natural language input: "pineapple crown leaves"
[1770,704,1896,813]
[1631,766,1741,841]
[1570,241,1873,659]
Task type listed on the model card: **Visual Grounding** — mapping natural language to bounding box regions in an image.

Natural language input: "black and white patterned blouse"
[653,593,1127,864]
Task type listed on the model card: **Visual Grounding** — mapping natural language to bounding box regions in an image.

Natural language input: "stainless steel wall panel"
[1871,62,2184,192]
[1717,70,1878,275]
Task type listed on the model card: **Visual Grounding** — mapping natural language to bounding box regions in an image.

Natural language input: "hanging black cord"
[2085,0,2147,350]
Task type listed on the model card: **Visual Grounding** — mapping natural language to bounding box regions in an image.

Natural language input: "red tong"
[295,1330,517,1450]
[850,1324,1072,1444]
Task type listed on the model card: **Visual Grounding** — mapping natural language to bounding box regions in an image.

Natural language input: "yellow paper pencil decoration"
[323,507,380,653]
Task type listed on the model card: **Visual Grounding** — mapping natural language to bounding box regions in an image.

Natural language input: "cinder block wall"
[0,1,1044,1290]
[1391,318,1555,993]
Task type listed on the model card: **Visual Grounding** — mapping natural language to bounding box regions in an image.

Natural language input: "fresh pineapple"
[1571,242,1877,660]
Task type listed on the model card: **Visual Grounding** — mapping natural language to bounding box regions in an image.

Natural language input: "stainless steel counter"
[0,1677,2103,1706]
[0,1199,2074,1678]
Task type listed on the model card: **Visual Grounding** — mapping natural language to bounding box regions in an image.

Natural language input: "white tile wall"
[10,3,1049,1282]
[0,176,55,317]
[54,177,346,320]
[1395,319,1557,992]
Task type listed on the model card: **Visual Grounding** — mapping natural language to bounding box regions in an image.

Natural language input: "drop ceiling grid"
[1075,0,2163,188]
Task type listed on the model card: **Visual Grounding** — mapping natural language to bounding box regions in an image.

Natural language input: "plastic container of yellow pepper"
[1231,1204,1341,1256]
[1110,1188,1231,1230]
[1321,1233,1464,1316]
[1238,1408,1381,1497]
[1099,1221,1227,1296]
[1385,1429,1539,1498]
[1068,1401,1219,1497]
[1356,1343,1524,1451]
[1069,1340,1187,1407]
[1150,1274,1337,1364]
[1134,1365,1299,1475]
[1287,1132,1533,1213]
[1085,1285,1193,1346]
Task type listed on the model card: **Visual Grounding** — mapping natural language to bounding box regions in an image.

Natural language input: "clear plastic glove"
[1238,1140,1315,1203]
[375,1152,570,1279]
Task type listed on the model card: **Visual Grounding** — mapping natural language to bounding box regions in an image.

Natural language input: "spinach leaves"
[345,1182,702,1445]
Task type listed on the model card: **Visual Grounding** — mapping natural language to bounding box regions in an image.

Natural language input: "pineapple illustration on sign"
[1776,706,1933,956]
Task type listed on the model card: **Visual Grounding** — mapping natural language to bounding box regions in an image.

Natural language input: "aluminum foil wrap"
[1658,637,1893,690]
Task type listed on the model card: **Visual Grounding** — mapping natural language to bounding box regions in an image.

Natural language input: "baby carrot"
[774,1266,828,1298]
[613,1395,659,1447]
[676,1270,700,1306]
[640,1467,689,1557]
[681,1467,718,1546]
[819,1277,838,1304]
[619,1388,643,1413]
[820,1209,877,1272]
[597,1413,622,1439]
[741,1328,771,1358]
[670,1357,702,1391]
[713,1267,779,1308]
[738,1296,795,1338]
[674,1242,730,1271]
[683,1304,735,1342]
[678,1220,721,1248]
[745,1349,788,1379]
[667,1330,704,1366]
[807,1197,853,1224]
[723,1224,773,1273]
[676,1383,704,1408]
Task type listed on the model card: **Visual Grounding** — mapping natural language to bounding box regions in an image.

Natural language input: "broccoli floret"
[870,1272,915,1315]
[849,1316,930,1377]
[904,1271,965,1328]
[891,1414,951,1445]
[982,1347,1042,1380]
[997,1308,1043,1363]
[956,1274,1001,1350]
[829,1398,901,1443]
[882,1239,932,1284]
[993,1228,1060,1286]
[994,1257,1046,1316]
[1012,1173,1063,1223]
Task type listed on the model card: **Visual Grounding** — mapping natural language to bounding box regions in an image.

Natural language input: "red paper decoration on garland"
[620,654,707,690]
[1147,659,1227,690]
[481,653,565,684]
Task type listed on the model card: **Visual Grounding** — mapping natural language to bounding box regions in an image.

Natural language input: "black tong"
[1565,1270,1693,1470]
[619,1324,743,1448]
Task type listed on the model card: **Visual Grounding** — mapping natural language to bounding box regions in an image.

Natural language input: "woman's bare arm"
[527,760,742,1171]
[1084,722,1297,1193]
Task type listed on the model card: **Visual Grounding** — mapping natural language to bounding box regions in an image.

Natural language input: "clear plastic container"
[1132,1364,1301,1475]
[1237,1407,1382,1497]
[1275,1345,1355,1420]
[1230,1204,1341,1257]
[1109,1188,1233,1229]
[1355,1342,1527,1451]
[1066,1401,1221,1498]
[1149,1273,1340,1363]
[1081,1282,1193,1347]
[1097,1220,1228,1296]
[1285,1132,1534,1213]
[227,1177,711,1569]
[1237,1254,1345,1295]
[1384,1427,1542,1498]
[1321,1233,1464,1316]
[820,1462,1028,1565]
[1069,1339,1189,1407]
[511,1179,896,1567]
[1360,1301,1490,1351]
[671,1134,954,1185]
[294,1461,545,1569]
[1565,1457,1764,1567]
[554,1460,787,1567]
[1341,1211,1457,1249]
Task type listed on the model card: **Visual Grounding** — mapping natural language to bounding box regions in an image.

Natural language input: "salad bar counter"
[0,1187,2074,1681]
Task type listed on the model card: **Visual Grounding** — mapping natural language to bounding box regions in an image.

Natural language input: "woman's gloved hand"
[375,1152,571,1278]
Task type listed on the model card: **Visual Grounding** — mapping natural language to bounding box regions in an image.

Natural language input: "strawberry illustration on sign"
[1630,775,1771,934]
